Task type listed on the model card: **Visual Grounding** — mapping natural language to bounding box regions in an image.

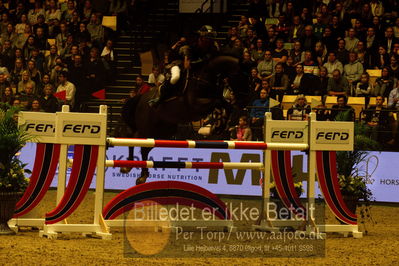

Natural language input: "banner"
[18,144,398,202]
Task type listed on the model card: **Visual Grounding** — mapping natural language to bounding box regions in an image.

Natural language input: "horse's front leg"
[136,147,152,185]
[120,146,135,173]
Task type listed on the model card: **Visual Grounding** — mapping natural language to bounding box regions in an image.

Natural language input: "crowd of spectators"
[207,0,399,145]
[0,0,118,112]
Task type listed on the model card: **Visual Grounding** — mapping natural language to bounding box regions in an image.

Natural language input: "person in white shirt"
[56,71,76,109]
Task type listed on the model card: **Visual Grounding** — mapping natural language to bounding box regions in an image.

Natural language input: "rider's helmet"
[198,25,217,39]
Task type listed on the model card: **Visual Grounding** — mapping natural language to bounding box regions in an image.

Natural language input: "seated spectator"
[19,82,36,110]
[336,39,350,65]
[1,23,18,48]
[344,28,360,52]
[372,45,390,69]
[250,88,269,140]
[85,47,106,93]
[18,71,36,95]
[30,98,44,112]
[288,16,304,42]
[12,98,22,108]
[136,75,151,95]
[39,84,59,113]
[28,0,45,26]
[287,94,311,120]
[251,38,265,63]
[56,71,76,109]
[314,66,329,96]
[323,51,343,77]
[35,27,49,51]
[87,13,104,48]
[364,95,393,143]
[300,25,317,52]
[1,87,14,105]
[10,59,25,90]
[75,22,91,44]
[148,66,165,87]
[328,69,349,96]
[374,67,396,97]
[0,74,10,95]
[44,45,59,73]
[37,73,52,96]
[241,51,256,75]
[22,35,37,60]
[27,60,41,90]
[288,64,314,95]
[230,115,252,141]
[56,22,68,53]
[303,50,319,76]
[101,39,116,74]
[330,95,354,121]
[344,52,364,91]
[257,50,276,79]
[248,67,261,103]
[322,27,337,53]
[388,80,399,109]
[269,63,288,101]
[50,57,68,86]
[355,73,373,100]
[16,14,29,35]
[272,39,288,64]
[388,55,399,79]
[290,41,305,67]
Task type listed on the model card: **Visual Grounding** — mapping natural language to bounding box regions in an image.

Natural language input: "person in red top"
[136,75,151,95]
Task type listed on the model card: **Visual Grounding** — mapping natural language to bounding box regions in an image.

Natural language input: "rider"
[149,25,219,107]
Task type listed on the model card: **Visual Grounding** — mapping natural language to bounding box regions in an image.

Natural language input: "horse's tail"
[121,95,142,132]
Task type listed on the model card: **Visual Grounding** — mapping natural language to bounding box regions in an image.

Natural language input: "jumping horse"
[121,55,247,185]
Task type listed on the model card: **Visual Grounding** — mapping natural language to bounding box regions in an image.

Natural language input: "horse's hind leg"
[136,147,152,185]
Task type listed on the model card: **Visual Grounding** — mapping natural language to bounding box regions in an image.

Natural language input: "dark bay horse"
[121,55,247,185]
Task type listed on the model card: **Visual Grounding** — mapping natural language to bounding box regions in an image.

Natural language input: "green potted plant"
[0,104,32,235]
[335,110,378,229]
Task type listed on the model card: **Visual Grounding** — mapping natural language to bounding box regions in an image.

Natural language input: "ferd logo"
[270,128,306,143]
[25,121,55,136]
[316,129,349,144]
[62,121,101,138]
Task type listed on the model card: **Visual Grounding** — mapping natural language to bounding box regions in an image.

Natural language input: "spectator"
[30,98,44,112]
[330,95,354,121]
[101,39,116,79]
[81,0,94,23]
[314,41,327,67]
[148,66,165,87]
[44,45,59,73]
[250,88,269,140]
[370,0,384,17]
[374,67,396,97]
[1,23,18,47]
[248,67,261,102]
[269,63,288,101]
[344,28,359,52]
[10,58,25,89]
[241,51,256,76]
[136,75,151,95]
[313,13,326,40]
[322,27,337,52]
[327,69,349,96]
[355,73,373,98]
[372,45,390,69]
[257,50,276,79]
[39,84,59,113]
[46,0,62,27]
[56,71,76,108]
[265,27,277,50]
[323,51,344,77]
[287,94,311,120]
[336,39,350,65]
[230,115,252,141]
[272,39,288,64]
[288,16,304,42]
[15,23,32,49]
[19,82,36,110]
[62,0,77,23]
[314,66,329,96]
[75,22,91,44]
[87,13,104,48]
[37,73,52,96]
[50,57,68,86]
[18,70,36,94]
[56,22,68,52]
[388,55,399,79]
[290,41,305,67]
[344,52,364,89]
[27,60,41,90]
[85,47,106,93]
[300,25,317,52]
[251,38,265,63]
[28,0,45,26]
[33,15,49,39]
[381,27,398,54]
[0,73,10,94]
[364,96,393,144]
[22,35,37,60]
[1,86,14,105]
[288,64,314,95]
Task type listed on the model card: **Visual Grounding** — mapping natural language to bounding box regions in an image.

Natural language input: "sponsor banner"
[266,120,308,144]
[311,121,354,151]
[18,112,57,143]
[18,144,398,202]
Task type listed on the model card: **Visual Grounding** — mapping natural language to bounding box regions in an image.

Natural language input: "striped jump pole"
[107,138,309,151]
[68,159,264,170]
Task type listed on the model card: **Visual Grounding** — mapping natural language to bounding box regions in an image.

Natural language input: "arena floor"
[1,190,398,265]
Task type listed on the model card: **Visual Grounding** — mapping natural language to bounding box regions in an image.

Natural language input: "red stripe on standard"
[234,142,268,150]
[154,140,189,148]
[113,160,148,168]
